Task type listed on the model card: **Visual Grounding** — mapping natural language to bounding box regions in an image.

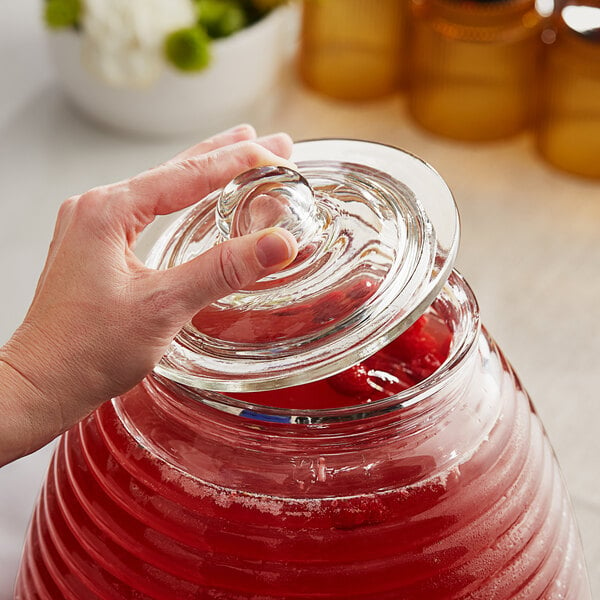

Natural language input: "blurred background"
[1,1,599,598]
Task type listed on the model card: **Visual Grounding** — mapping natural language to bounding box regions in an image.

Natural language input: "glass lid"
[146,139,460,392]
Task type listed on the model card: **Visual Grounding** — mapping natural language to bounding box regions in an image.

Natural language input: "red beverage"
[15,274,591,599]
[231,311,451,409]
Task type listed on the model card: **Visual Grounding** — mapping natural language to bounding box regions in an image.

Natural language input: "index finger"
[164,124,257,164]
[126,136,294,230]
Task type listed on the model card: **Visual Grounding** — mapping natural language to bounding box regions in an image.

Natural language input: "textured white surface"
[0,4,599,599]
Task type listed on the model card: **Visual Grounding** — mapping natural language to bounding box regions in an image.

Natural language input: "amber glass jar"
[536,2,600,178]
[409,0,546,140]
[299,0,409,100]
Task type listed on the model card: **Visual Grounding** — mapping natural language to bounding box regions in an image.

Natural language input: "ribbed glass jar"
[408,0,546,140]
[14,272,591,599]
[299,0,409,100]
[536,2,600,178]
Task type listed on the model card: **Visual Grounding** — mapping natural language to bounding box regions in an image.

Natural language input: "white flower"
[81,0,197,87]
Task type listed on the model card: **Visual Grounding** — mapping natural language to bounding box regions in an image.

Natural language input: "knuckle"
[217,244,250,292]
[232,123,255,137]
[129,170,168,213]
[186,154,220,197]
[241,142,269,169]
[79,185,110,205]
[57,196,78,221]
[73,187,106,218]
[180,155,206,176]
[177,156,211,191]
[72,184,124,228]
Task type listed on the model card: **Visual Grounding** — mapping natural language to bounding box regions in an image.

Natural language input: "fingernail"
[256,229,296,268]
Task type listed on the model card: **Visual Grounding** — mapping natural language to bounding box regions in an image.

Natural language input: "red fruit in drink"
[386,314,451,380]
[405,351,443,381]
[329,364,374,398]
[363,354,417,395]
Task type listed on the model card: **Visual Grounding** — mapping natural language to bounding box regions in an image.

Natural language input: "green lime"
[44,0,81,29]
[164,27,212,72]
[197,0,247,39]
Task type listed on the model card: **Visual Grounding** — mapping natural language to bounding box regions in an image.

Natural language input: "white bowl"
[47,6,293,137]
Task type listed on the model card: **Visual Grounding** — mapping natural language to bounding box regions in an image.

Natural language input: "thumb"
[160,227,298,315]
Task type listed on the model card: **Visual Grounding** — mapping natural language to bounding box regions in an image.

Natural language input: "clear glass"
[409,0,546,141]
[299,0,409,100]
[536,3,600,178]
[150,140,460,392]
[15,272,591,598]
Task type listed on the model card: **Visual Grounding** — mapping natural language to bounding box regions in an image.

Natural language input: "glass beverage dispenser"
[15,140,591,599]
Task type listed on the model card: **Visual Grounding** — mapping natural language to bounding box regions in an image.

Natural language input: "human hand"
[0,125,298,465]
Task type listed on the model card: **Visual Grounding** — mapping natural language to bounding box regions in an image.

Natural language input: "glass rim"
[149,270,480,426]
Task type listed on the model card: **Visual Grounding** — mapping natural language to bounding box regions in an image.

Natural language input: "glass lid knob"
[216,165,323,253]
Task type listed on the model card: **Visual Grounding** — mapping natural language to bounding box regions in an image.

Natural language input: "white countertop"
[1,4,599,599]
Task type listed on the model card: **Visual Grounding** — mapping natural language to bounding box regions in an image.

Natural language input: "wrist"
[0,324,73,465]
[0,351,59,466]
